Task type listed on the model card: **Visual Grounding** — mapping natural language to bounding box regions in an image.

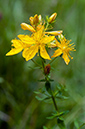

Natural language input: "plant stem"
[31,59,42,67]
[48,83,66,129]
[49,57,57,64]
[51,94,58,111]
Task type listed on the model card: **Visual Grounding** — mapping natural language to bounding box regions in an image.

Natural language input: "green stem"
[44,22,49,31]
[42,58,66,129]
[46,81,66,129]
[49,57,57,64]
[51,94,58,111]
[31,59,42,67]
[40,56,45,73]
[41,59,45,70]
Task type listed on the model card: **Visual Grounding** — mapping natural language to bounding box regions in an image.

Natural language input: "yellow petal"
[51,49,62,58]
[62,52,70,65]
[11,39,23,48]
[21,23,35,32]
[33,26,44,40]
[22,45,38,61]
[48,42,57,48]
[6,48,23,56]
[41,36,55,44]
[45,31,63,36]
[18,35,36,45]
[40,45,51,60]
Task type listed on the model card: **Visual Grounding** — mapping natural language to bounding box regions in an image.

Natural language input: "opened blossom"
[6,26,55,61]
[51,35,76,65]
[6,13,62,61]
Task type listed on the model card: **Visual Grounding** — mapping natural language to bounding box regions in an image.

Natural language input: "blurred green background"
[0,0,85,128]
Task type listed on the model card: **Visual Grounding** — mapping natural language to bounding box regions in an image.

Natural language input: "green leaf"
[53,91,59,96]
[47,112,63,120]
[52,112,65,118]
[49,78,54,82]
[38,79,46,82]
[55,110,69,117]
[46,115,55,120]
[35,96,51,101]
[56,95,69,100]
[35,96,45,101]
[47,110,69,120]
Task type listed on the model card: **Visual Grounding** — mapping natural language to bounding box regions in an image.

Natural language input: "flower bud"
[38,15,42,22]
[21,23,35,32]
[29,16,34,25]
[58,34,65,40]
[48,13,57,23]
[45,30,63,36]
[44,64,51,75]
[33,14,39,25]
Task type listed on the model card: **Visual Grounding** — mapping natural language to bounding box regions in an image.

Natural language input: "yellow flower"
[6,26,55,61]
[51,35,76,65]
[20,26,55,61]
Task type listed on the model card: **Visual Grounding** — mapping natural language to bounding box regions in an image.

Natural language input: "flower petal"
[11,39,23,48]
[18,35,36,45]
[62,52,70,65]
[33,26,44,40]
[41,36,55,44]
[51,49,62,58]
[22,45,38,61]
[6,48,23,56]
[40,45,51,60]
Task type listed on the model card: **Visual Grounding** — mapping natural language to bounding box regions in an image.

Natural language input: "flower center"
[62,46,66,50]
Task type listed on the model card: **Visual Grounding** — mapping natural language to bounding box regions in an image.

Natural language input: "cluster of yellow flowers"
[6,13,75,65]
